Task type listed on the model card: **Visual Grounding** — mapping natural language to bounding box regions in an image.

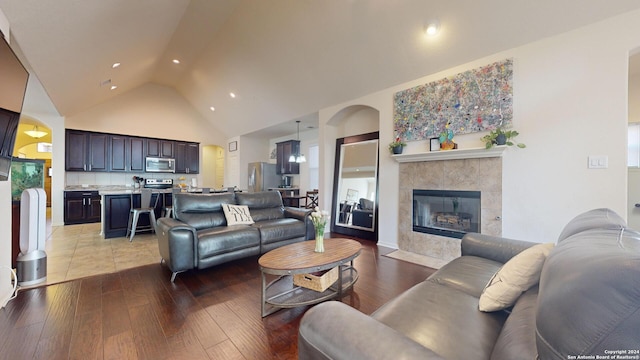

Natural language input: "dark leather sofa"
[156,191,313,282]
[351,198,374,228]
[298,208,640,359]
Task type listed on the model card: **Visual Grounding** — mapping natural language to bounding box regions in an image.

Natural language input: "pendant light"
[289,120,306,163]
[25,125,48,139]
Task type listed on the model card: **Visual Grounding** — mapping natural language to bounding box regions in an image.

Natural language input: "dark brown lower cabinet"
[64,191,101,225]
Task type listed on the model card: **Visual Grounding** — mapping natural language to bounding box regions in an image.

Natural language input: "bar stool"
[126,189,159,242]
[163,188,181,218]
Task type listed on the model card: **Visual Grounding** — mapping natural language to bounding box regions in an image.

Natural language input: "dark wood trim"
[330,131,380,241]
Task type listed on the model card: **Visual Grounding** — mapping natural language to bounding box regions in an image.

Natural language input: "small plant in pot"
[481,127,525,149]
[388,137,407,154]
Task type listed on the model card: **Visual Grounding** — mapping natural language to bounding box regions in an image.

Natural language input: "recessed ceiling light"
[110,85,118,90]
[425,20,440,36]
[229,92,236,98]
[209,106,215,112]
[112,62,121,68]
[172,59,180,64]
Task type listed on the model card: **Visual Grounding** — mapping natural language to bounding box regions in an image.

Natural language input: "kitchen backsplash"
[65,172,199,187]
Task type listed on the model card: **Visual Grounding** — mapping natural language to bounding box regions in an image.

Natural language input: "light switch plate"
[588,155,608,169]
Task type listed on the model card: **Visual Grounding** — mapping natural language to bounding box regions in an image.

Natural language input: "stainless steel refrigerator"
[248,162,281,192]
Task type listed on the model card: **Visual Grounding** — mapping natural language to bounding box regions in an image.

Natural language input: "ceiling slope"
[2,0,640,138]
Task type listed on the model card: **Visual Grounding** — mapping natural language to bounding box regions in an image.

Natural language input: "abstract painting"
[393,59,513,142]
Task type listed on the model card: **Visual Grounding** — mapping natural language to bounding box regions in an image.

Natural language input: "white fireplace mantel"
[391,146,507,163]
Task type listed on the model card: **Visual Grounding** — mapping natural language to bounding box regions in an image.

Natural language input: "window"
[629,123,640,167]
[308,144,319,190]
[37,142,53,153]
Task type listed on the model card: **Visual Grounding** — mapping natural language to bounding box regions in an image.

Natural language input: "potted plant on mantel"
[481,127,526,149]
[388,137,407,154]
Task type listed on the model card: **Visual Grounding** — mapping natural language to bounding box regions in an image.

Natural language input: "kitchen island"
[99,188,173,239]
[98,187,236,239]
[65,185,239,239]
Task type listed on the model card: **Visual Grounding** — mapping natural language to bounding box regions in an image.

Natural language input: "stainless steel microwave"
[145,157,175,173]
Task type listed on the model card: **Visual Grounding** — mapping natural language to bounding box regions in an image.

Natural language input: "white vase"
[314,226,325,253]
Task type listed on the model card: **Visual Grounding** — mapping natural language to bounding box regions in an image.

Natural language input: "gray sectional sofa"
[156,191,313,282]
[298,208,640,359]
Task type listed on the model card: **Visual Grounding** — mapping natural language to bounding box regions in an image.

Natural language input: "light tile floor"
[34,221,161,288]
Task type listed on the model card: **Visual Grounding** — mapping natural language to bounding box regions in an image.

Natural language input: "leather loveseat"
[298,208,640,359]
[156,191,313,282]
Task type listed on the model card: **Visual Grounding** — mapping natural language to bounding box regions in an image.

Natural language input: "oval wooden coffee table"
[258,238,361,317]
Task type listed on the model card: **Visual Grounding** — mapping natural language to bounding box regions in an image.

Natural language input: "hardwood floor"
[0,237,435,360]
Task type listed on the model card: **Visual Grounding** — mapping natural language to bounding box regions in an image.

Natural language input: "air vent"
[99,79,112,87]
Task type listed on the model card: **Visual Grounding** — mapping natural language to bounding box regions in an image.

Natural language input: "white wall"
[225,136,240,189]
[627,67,640,229]
[66,83,224,146]
[238,135,269,190]
[1,72,62,307]
[0,173,12,307]
[63,82,229,189]
[320,10,640,248]
[630,73,640,123]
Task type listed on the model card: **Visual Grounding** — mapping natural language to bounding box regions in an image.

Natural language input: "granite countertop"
[64,185,231,196]
[98,188,176,195]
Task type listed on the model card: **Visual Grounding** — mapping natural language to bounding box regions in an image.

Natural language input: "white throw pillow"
[222,204,254,225]
[478,242,555,312]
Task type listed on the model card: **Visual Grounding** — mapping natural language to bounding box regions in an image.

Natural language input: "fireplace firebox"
[413,190,481,239]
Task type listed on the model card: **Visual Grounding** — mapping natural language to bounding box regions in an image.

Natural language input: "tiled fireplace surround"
[398,157,502,263]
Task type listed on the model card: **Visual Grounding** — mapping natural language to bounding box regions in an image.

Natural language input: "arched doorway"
[12,117,52,208]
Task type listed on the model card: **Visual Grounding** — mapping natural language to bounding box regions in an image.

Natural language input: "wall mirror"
[331,132,379,241]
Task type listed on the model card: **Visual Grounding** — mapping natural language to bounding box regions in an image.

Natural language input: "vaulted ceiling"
[2,0,640,138]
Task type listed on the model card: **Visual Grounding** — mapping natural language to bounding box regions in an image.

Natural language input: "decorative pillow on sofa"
[222,204,254,225]
[478,242,554,312]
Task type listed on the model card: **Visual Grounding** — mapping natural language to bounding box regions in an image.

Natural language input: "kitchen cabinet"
[109,135,127,172]
[65,130,109,172]
[65,129,197,174]
[175,141,199,174]
[276,140,300,175]
[147,139,174,158]
[129,137,145,172]
[64,191,101,225]
[109,135,145,172]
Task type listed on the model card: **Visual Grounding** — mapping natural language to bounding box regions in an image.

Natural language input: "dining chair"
[305,189,319,209]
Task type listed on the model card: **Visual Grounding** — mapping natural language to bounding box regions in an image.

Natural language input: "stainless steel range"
[144,178,173,189]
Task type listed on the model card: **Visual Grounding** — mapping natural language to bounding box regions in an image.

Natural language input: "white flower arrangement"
[309,207,329,230]
[310,207,330,252]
